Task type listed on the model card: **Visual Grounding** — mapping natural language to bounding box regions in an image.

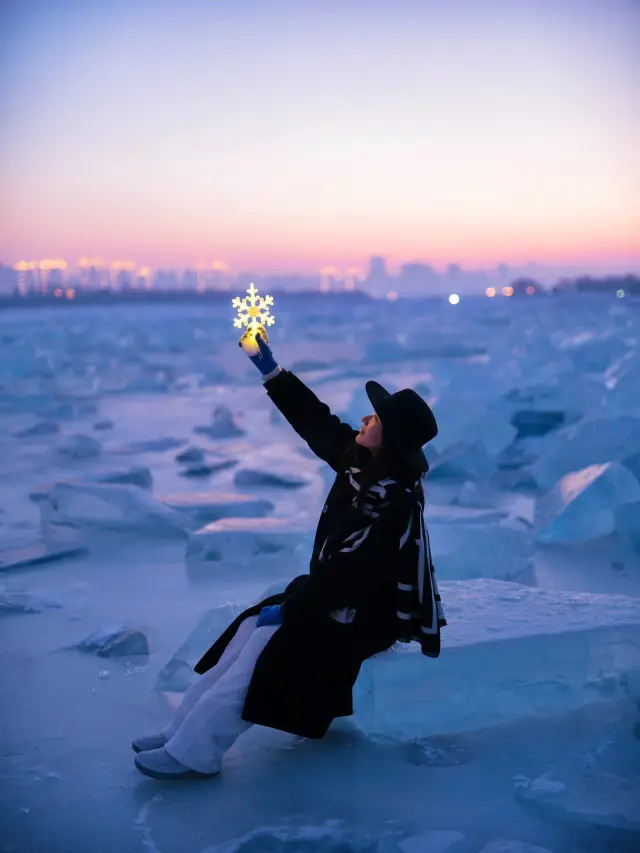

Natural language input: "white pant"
[162,616,280,774]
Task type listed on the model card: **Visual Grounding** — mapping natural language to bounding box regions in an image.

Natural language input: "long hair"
[338,440,426,512]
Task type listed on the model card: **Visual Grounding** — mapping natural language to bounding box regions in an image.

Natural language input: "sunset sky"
[1,0,638,275]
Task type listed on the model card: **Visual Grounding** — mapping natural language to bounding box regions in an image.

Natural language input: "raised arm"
[239,331,357,470]
[263,369,358,471]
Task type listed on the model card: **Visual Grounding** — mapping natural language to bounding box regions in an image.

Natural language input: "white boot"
[132,732,167,753]
[134,746,218,780]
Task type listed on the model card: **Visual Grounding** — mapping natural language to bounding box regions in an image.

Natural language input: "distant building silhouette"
[0,264,18,294]
[552,274,640,295]
[366,256,390,296]
[398,262,436,294]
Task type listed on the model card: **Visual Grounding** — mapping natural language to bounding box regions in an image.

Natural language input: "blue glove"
[239,332,279,377]
[256,604,282,627]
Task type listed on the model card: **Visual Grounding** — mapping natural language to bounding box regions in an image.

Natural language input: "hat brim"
[364,380,390,413]
[365,381,429,474]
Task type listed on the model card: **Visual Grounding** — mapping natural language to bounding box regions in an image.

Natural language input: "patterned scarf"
[345,464,447,657]
[395,491,447,657]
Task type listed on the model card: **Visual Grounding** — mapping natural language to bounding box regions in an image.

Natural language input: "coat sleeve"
[263,369,358,471]
[279,503,402,623]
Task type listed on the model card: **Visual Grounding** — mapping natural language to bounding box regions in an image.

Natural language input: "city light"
[526,285,536,295]
[66,288,76,299]
[502,286,514,297]
[616,289,625,298]
[486,287,496,297]
[54,288,63,298]
[386,291,398,301]
[39,259,67,271]
[320,266,337,293]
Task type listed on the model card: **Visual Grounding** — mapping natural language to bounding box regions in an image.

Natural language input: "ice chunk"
[427,518,534,582]
[399,831,466,853]
[451,481,497,508]
[615,501,640,554]
[528,772,566,796]
[515,741,640,836]
[428,440,494,483]
[514,769,640,836]
[40,482,191,541]
[623,451,640,484]
[510,410,565,439]
[559,331,629,375]
[430,398,517,458]
[196,820,387,852]
[233,468,310,489]
[97,467,153,489]
[112,437,186,454]
[14,420,60,438]
[186,516,314,566]
[180,460,238,478]
[0,589,63,614]
[159,492,274,525]
[531,416,640,492]
[479,841,555,853]
[155,604,243,691]
[175,445,205,464]
[496,436,548,471]
[605,350,640,416]
[56,433,102,459]
[29,467,153,503]
[194,405,246,439]
[351,579,640,742]
[0,542,87,572]
[75,624,150,657]
[502,374,603,427]
[535,462,640,543]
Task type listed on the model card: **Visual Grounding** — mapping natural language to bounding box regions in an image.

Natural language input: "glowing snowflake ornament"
[233,282,276,356]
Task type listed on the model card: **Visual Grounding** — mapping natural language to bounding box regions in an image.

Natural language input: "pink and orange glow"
[1,0,638,276]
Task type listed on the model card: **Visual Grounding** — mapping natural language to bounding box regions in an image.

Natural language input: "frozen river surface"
[1,294,639,853]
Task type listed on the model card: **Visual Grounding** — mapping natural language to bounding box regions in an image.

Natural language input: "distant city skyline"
[2,252,638,300]
[2,0,638,274]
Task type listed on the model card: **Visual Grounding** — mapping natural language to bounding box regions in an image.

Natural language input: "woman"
[133,333,446,780]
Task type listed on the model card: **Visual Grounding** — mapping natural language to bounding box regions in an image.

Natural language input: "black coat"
[194,369,412,739]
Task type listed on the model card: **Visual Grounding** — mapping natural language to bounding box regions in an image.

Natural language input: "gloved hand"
[256,604,282,628]
[239,332,279,377]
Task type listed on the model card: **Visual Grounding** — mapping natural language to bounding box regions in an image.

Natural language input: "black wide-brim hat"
[365,381,438,474]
